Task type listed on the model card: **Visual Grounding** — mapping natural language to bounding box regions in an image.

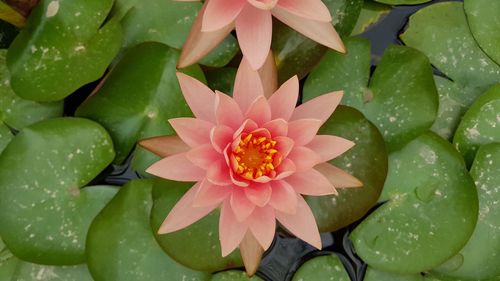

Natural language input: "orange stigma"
[233,133,281,180]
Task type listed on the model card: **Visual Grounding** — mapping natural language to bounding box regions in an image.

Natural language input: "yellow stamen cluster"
[233,133,279,180]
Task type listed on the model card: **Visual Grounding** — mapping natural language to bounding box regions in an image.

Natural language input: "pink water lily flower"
[141,58,361,274]
[178,0,345,70]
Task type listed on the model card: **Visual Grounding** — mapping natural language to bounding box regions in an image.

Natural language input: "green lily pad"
[211,271,263,281]
[430,76,477,141]
[205,67,237,96]
[434,143,500,280]
[306,106,387,232]
[0,49,63,130]
[1,238,94,281]
[364,267,424,281]
[374,0,431,5]
[464,0,500,65]
[12,262,94,281]
[351,132,478,274]
[291,254,350,281]
[304,38,438,151]
[0,117,117,265]
[87,179,210,281]
[453,84,500,166]
[272,0,363,83]
[115,0,238,67]
[324,0,364,36]
[401,2,500,138]
[351,1,391,36]
[0,123,13,154]
[151,179,243,272]
[7,0,122,102]
[76,42,204,173]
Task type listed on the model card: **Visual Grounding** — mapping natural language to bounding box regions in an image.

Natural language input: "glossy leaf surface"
[76,43,204,172]
[401,2,500,139]
[304,38,438,151]
[453,84,500,166]
[7,0,122,101]
[0,118,117,264]
[291,254,350,281]
[352,132,478,274]
[87,179,210,281]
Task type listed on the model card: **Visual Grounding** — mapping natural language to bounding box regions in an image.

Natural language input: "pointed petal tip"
[157,222,174,235]
[239,232,264,276]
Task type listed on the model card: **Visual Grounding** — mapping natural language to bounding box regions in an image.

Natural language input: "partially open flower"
[141,58,362,274]
[178,0,345,70]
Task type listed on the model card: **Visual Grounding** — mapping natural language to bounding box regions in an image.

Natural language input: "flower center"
[233,133,280,180]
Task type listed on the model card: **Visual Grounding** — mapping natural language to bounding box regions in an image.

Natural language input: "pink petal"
[169,118,213,147]
[275,158,296,179]
[230,169,250,187]
[259,50,278,98]
[210,125,234,153]
[202,0,245,32]
[146,153,206,182]
[239,232,264,276]
[206,160,233,186]
[315,163,363,188]
[138,135,189,158]
[276,0,331,22]
[245,96,271,126]
[158,182,218,233]
[234,57,265,113]
[193,179,231,207]
[291,91,344,124]
[275,195,322,249]
[269,180,298,214]
[178,2,233,68]
[274,136,294,158]
[271,6,345,53]
[235,5,273,70]
[244,183,272,207]
[230,188,256,222]
[253,176,273,183]
[186,144,222,169]
[247,206,276,250]
[249,127,272,139]
[286,146,321,172]
[215,91,245,129]
[233,119,259,139]
[262,119,288,137]
[176,72,216,122]
[285,169,337,196]
[287,119,323,146]
[247,0,278,10]
[220,200,248,256]
[306,135,355,162]
[268,76,299,121]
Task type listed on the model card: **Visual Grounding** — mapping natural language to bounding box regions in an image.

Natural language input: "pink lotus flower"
[141,58,361,274]
[178,0,346,70]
